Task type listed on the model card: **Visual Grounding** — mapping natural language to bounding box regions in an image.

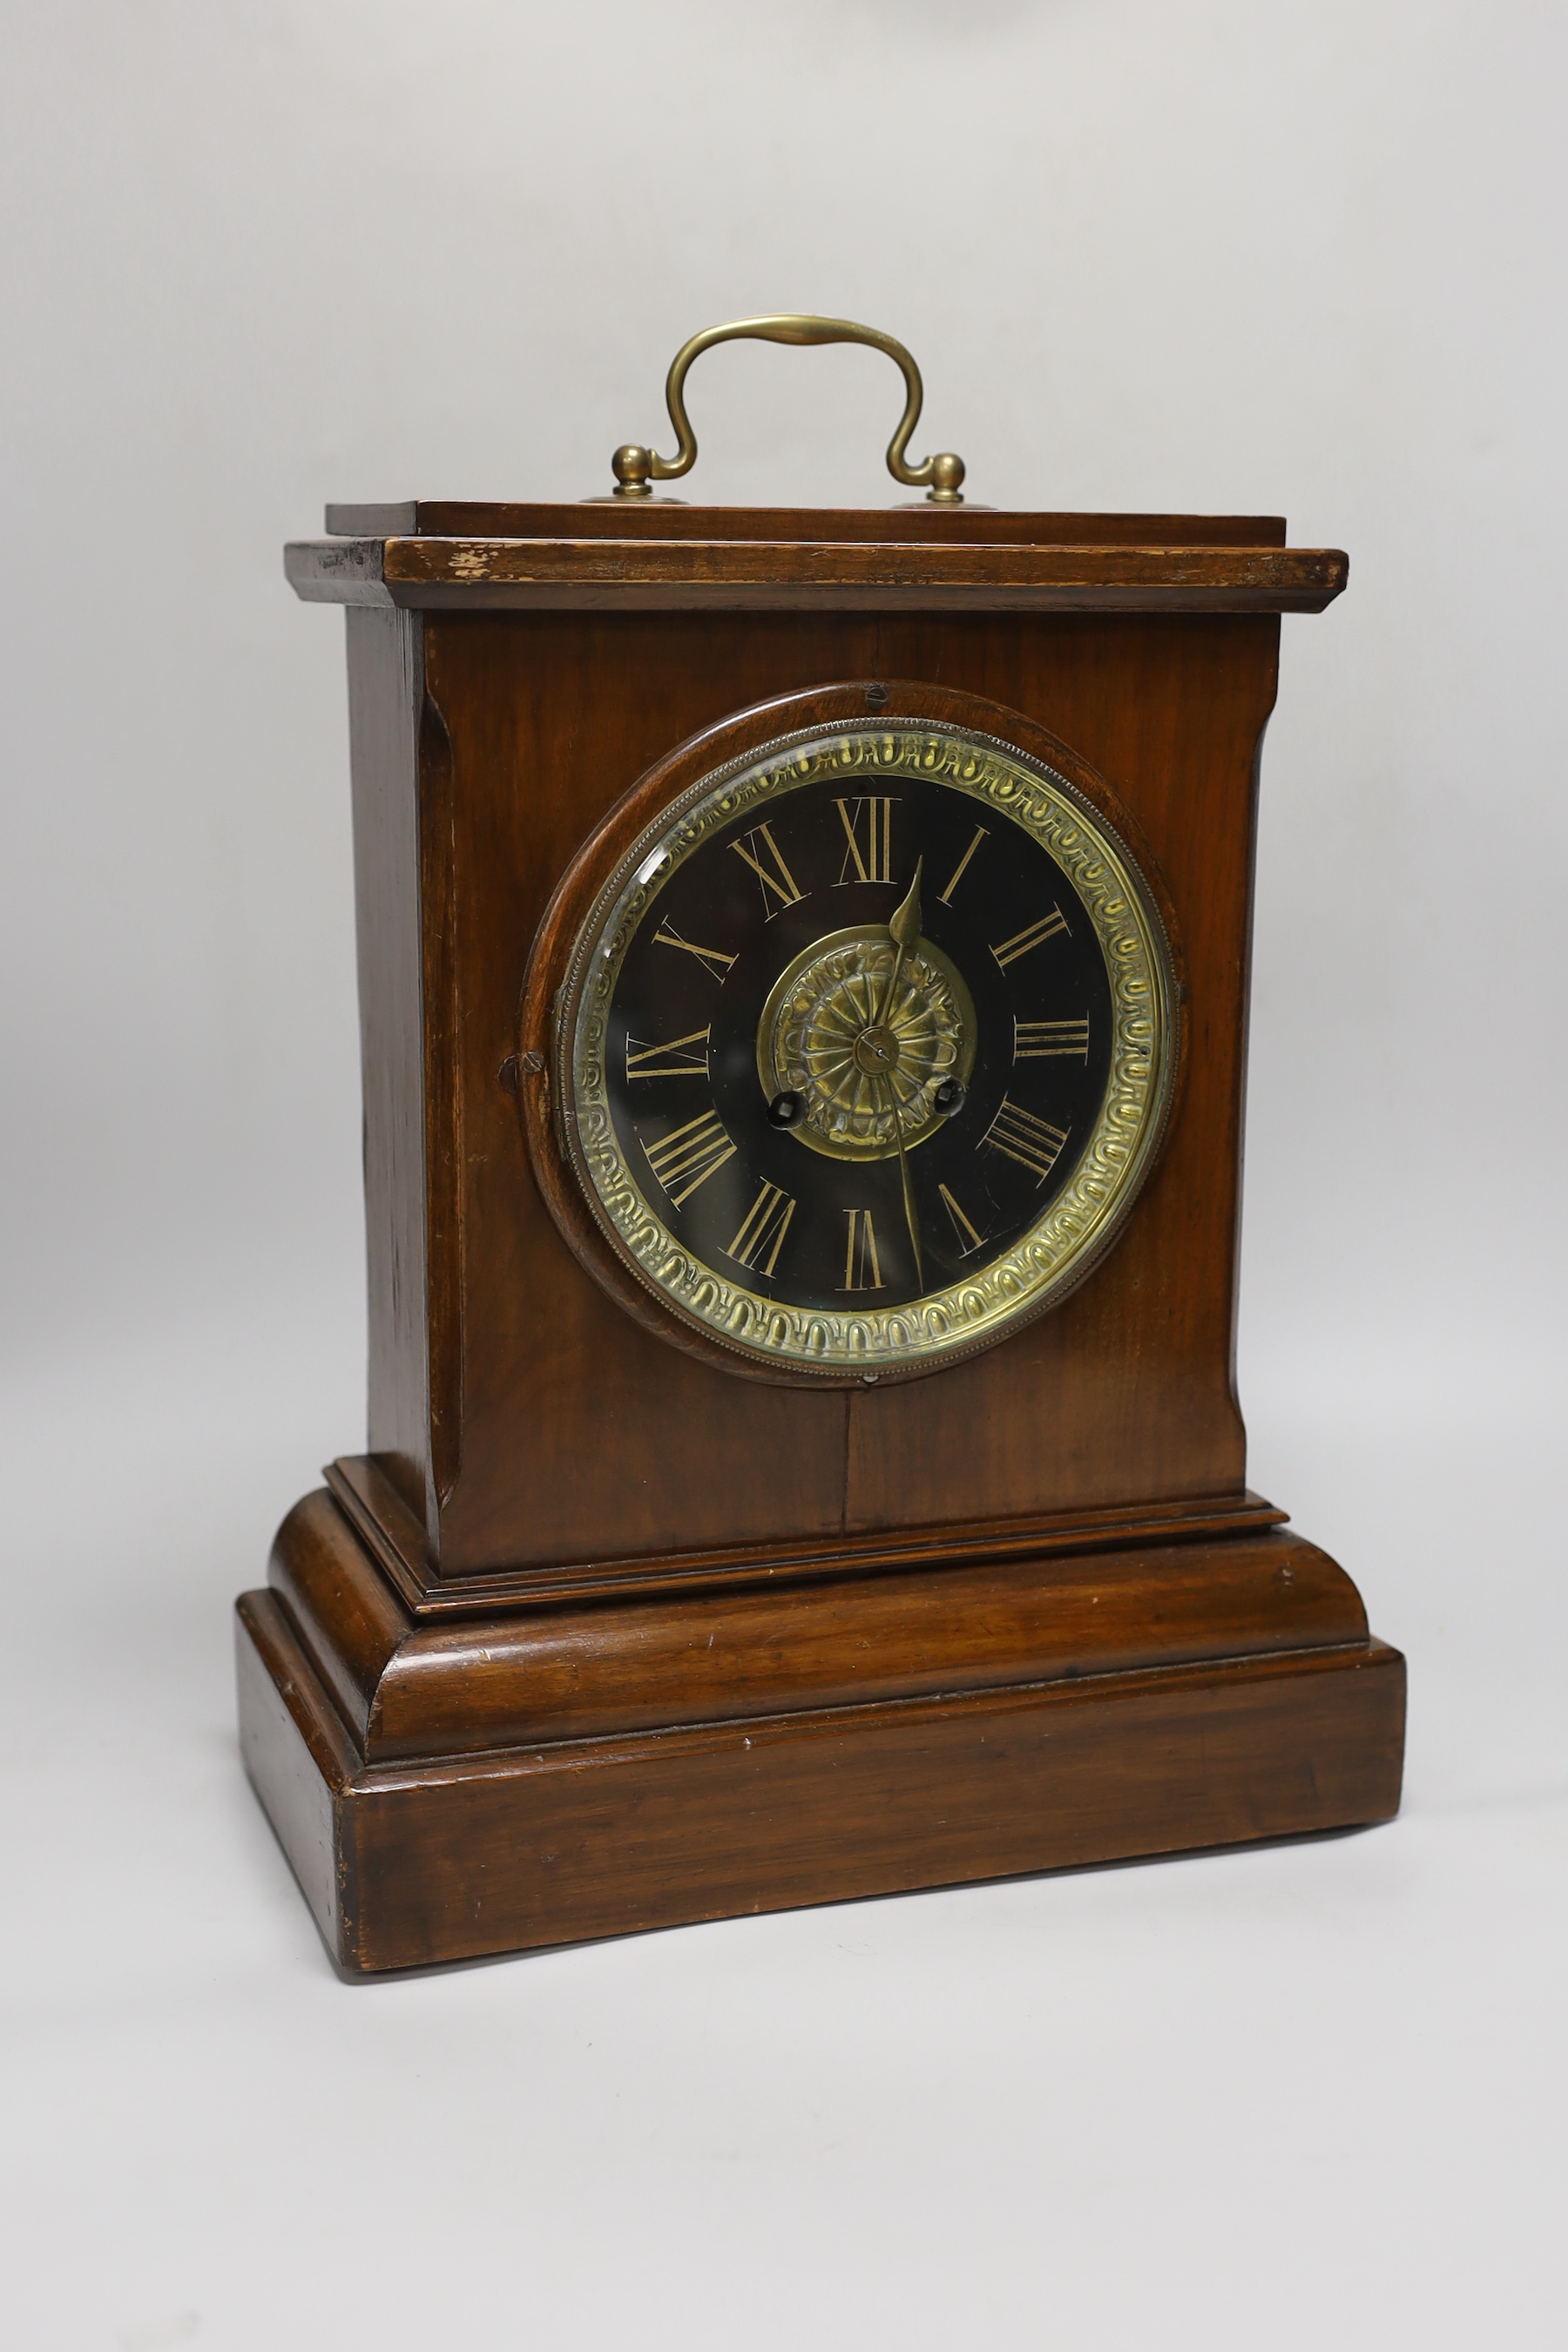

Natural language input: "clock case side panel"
[345,609,436,1545]
[1222,693,1269,1436]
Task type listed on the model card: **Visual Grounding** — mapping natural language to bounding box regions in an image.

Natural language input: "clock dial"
[557,717,1179,1381]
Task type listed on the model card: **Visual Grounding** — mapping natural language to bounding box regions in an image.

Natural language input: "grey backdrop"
[3,6,1565,2349]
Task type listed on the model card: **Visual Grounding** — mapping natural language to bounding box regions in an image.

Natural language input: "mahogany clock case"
[238,500,1404,1971]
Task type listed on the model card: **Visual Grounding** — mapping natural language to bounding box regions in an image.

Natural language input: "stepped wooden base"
[235,1490,1404,1972]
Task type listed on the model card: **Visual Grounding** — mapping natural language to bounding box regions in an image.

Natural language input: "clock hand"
[876,857,924,1030]
[863,862,926,1288]
[881,1075,925,1294]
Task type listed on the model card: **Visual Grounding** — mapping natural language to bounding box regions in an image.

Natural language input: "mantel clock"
[238,316,1404,1971]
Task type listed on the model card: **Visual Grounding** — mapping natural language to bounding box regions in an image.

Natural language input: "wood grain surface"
[237,1583,1406,1973]
[289,533,1346,613]
[266,1486,1372,1763]
[340,599,1279,1585]
[323,1449,1290,1615]
[322,502,1294,547]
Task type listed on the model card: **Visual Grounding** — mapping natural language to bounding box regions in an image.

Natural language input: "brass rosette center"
[758,925,977,1162]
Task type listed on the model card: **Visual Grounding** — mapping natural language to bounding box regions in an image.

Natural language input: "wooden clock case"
[238,498,1405,1972]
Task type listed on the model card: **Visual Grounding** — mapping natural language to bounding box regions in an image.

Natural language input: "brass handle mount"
[611,314,966,504]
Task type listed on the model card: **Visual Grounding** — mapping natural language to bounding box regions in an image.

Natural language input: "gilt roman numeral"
[938,1183,985,1256]
[834,796,896,885]
[725,1180,796,1277]
[642,1111,737,1206]
[841,1209,884,1291]
[990,906,1070,969]
[981,1097,1070,1185]
[731,822,806,918]
[1013,1017,1090,1062]
[625,1026,711,1080]
[937,825,989,904]
[652,921,734,983]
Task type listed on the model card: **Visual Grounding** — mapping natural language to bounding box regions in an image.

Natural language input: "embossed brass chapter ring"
[531,689,1184,1384]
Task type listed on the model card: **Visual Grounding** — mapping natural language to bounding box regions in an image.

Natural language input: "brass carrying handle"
[610,314,966,504]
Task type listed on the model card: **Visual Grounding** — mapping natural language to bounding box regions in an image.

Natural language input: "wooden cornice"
[286,510,1347,615]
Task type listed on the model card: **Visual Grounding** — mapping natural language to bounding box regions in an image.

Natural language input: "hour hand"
[877,858,923,1026]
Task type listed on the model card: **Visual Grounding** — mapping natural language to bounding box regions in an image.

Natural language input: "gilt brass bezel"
[559,720,1179,1381]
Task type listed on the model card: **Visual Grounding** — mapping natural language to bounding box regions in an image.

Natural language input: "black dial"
[605,772,1113,1311]
[560,717,1177,1381]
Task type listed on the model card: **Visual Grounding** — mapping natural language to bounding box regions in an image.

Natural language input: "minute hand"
[884,1079,925,1294]
[876,862,926,1290]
